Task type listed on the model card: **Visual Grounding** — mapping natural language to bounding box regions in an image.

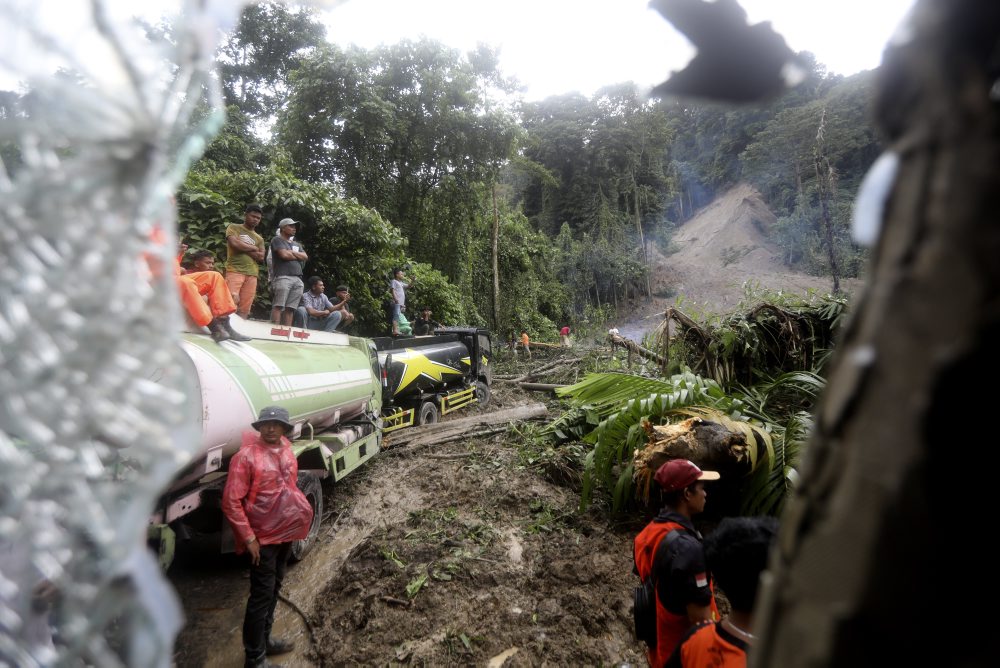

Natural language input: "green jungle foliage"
[162,2,884,338]
[544,290,839,515]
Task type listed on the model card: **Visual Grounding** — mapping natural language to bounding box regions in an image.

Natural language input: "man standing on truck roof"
[225,204,266,320]
[222,406,313,668]
[390,267,411,336]
[270,218,308,326]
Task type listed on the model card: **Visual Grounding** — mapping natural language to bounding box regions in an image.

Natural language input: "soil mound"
[617,184,860,339]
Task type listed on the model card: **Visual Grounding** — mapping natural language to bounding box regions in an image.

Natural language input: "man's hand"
[252,249,265,262]
[247,538,261,565]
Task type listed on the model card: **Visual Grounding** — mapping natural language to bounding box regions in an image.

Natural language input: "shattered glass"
[0,0,241,664]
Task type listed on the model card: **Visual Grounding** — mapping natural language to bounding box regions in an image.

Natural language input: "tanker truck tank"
[168,331,381,491]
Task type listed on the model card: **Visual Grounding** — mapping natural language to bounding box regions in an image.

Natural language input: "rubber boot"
[222,316,252,342]
[207,318,230,343]
[265,637,295,656]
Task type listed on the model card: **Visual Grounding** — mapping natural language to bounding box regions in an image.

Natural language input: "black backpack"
[634,528,683,648]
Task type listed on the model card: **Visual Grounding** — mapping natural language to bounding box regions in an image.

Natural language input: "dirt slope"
[619,183,859,338]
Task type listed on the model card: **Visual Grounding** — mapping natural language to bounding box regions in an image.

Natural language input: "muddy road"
[168,373,647,667]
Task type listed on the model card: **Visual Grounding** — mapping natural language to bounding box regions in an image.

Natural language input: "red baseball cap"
[654,459,720,492]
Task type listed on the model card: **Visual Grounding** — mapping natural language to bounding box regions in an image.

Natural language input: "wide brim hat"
[252,405,294,433]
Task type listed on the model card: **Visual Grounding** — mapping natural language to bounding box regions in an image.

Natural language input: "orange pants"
[178,271,237,327]
[225,272,258,319]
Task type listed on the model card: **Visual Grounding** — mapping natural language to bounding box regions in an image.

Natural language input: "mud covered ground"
[169,348,650,667]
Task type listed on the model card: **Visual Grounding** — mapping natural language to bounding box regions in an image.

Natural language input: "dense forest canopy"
[0,3,885,337]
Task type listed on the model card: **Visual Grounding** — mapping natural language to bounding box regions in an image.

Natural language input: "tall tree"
[277,39,520,284]
[218,2,326,119]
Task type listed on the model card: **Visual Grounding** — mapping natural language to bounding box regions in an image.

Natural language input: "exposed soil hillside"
[618,183,861,339]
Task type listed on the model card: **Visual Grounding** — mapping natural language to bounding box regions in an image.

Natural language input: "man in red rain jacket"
[223,406,313,668]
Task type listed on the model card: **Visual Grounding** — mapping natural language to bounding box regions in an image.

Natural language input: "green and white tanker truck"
[148,318,491,569]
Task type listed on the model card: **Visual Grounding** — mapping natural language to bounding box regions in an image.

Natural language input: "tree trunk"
[754,2,998,666]
[633,172,652,297]
[813,108,842,294]
[383,403,548,450]
[491,184,500,330]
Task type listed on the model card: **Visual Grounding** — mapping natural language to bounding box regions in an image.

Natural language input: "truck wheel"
[417,401,439,425]
[290,472,323,563]
[474,381,491,407]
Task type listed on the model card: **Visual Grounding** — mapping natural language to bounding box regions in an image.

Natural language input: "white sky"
[322,0,918,100]
[0,0,916,99]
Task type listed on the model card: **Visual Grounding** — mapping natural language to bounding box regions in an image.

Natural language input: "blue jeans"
[295,306,342,332]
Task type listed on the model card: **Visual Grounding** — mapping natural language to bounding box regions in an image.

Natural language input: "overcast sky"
[322,0,918,100]
[1,0,917,99]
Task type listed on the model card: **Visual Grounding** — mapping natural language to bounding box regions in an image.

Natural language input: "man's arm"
[226,228,257,253]
[221,453,257,561]
[274,239,308,262]
[685,602,714,623]
[301,294,325,317]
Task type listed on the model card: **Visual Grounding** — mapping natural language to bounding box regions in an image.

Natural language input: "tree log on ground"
[608,333,667,367]
[383,403,548,451]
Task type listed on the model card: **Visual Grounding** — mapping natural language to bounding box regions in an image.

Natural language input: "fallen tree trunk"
[518,382,566,393]
[609,334,667,367]
[383,403,548,451]
[496,357,583,384]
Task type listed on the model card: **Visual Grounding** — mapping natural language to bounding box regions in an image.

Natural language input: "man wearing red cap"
[633,459,721,667]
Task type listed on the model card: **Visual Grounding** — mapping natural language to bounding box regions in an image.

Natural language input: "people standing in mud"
[225,204,266,319]
[222,406,313,668]
[633,459,720,667]
[665,516,778,668]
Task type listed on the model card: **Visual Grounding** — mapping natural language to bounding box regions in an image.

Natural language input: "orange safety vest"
[672,621,748,668]
[634,521,718,668]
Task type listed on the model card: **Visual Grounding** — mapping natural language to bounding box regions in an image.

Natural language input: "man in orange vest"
[633,459,720,667]
[665,516,778,668]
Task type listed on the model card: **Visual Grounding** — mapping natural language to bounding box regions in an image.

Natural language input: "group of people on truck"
[180,204,453,341]
[175,204,354,340]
